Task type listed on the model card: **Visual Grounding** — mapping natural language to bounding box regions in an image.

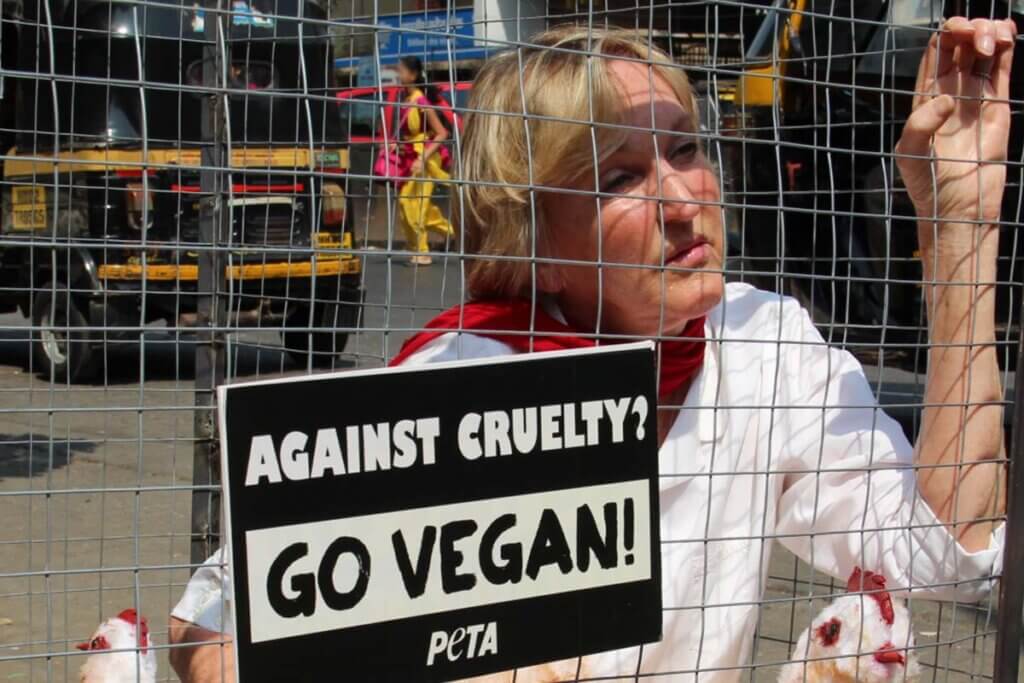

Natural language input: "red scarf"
[389,300,706,400]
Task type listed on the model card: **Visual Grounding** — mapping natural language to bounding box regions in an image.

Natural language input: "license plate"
[316,150,341,167]
[12,186,45,205]
[314,231,352,249]
[10,186,48,230]
[12,205,47,230]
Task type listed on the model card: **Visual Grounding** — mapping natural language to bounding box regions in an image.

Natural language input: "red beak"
[75,642,90,651]
[874,642,906,665]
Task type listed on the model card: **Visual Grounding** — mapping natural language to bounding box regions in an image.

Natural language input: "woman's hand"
[896,16,1014,552]
[410,156,425,176]
[896,17,1015,232]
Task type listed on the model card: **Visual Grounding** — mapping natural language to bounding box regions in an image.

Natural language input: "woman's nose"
[657,167,703,222]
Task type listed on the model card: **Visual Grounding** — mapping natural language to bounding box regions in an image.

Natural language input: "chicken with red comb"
[76,609,156,683]
[777,567,920,683]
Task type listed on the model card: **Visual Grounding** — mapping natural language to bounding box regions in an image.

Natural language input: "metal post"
[190,0,227,568]
[994,313,1024,682]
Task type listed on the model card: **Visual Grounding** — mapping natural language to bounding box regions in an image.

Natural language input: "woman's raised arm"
[894,16,1016,551]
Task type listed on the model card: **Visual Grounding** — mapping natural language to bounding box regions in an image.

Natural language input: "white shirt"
[173,283,1003,681]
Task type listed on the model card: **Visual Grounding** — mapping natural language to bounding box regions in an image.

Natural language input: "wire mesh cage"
[0,0,1022,681]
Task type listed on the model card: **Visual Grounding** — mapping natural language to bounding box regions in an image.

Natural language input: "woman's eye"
[671,141,699,162]
[600,172,634,195]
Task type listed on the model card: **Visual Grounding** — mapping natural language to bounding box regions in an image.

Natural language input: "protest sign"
[219,342,661,681]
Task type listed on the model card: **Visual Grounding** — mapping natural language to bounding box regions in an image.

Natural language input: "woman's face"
[541,60,725,337]
[397,62,418,85]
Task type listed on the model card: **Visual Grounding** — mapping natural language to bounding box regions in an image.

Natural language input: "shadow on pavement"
[0,432,98,478]
[0,326,352,386]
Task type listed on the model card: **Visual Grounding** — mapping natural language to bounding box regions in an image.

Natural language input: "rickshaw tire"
[283,302,352,369]
[30,282,96,383]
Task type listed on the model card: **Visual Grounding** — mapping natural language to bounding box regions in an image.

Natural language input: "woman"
[170,20,1012,681]
[394,55,455,266]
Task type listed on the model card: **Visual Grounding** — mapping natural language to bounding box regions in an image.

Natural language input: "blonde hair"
[457,25,699,300]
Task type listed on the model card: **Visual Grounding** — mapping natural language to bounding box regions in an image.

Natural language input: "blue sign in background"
[335,8,490,69]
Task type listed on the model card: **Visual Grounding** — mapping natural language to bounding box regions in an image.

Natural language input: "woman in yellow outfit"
[395,56,454,266]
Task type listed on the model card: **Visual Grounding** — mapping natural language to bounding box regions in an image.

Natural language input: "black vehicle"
[0,0,362,380]
[730,0,1024,369]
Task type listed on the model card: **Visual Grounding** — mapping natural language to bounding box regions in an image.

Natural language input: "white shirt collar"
[541,296,725,443]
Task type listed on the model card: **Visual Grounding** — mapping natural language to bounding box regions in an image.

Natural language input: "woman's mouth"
[665,237,711,270]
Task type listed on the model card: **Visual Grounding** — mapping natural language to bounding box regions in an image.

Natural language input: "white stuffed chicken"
[778,568,920,683]
[76,608,156,683]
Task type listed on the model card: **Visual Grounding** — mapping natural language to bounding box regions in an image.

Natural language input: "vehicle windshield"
[344,90,389,136]
[451,86,471,110]
[14,0,342,149]
[744,0,788,62]
[743,0,915,83]
[857,0,941,77]
[338,84,468,141]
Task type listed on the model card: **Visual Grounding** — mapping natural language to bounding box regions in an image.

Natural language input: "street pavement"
[0,247,1011,681]
[0,252,464,682]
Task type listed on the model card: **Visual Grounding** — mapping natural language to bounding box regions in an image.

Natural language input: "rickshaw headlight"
[125,183,154,230]
[322,182,345,227]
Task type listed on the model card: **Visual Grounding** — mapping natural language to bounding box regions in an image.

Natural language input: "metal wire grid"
[0,0,1020,680]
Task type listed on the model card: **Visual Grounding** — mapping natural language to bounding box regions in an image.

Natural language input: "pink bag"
[373,101,416,182]
[373,143,414,180]
[372,96,453,181]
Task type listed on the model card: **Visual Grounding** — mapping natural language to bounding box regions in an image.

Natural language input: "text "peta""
[426,621,498,666]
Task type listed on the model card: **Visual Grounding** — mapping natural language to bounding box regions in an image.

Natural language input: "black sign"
[219,343,662,682]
